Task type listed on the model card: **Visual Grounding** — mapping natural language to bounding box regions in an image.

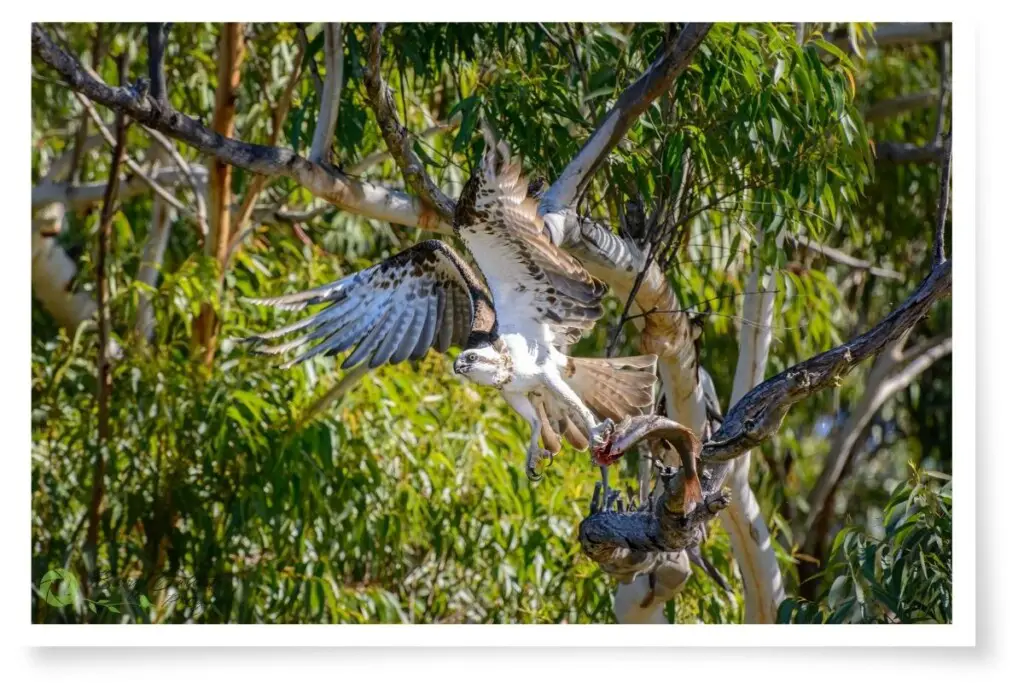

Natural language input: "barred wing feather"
[242,239,495,370]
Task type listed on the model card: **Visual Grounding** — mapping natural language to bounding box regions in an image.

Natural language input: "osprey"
[244,129,657,479]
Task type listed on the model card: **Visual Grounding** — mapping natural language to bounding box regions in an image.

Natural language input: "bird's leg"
[600,465,610,507]
[504,392,552,481]
[540,370,614,452]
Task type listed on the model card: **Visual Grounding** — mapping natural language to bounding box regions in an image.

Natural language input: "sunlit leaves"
[779,470,952,624]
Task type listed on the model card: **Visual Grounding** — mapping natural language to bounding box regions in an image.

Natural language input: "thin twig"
[363,23,456,219]
[933,132,951,266]
[86,53,129,601]
[73,92,193,219]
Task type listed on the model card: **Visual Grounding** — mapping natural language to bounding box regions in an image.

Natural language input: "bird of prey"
[243,128,657,479]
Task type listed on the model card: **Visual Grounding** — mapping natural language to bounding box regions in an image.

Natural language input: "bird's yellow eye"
[467,353,478,362]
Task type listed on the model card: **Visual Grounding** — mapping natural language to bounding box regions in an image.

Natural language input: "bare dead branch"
[364,23,456,219]
[540,23,711,213]
[32,25,450,233]
[703,261,950,466]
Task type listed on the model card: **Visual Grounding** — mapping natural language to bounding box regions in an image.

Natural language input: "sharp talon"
[525,446,552,483]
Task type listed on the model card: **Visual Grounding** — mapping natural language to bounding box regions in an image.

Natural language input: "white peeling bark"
[718,257,785,624]
[309,24,343,165]
[32,203,94,331]
[134,149,175,341]
[32,166,207,210]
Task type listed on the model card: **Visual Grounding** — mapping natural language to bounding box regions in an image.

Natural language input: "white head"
[453,343,512,387]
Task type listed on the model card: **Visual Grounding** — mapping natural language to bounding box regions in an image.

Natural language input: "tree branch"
[582,193,953,563]
[146,23,170,105]
[829,22,952,54]
[864,90,939,123]
[874,140,943,164]
[309,23,343,164]
[934,132,952,265]
[790,234,904,281]
[715,255,784,623]
[142,125,209,237]
[346,114,462,176]
[800,333,952,541]
[230,41,305,255]
[363,23,456,219]
[33,164,208,210]
[540,23,711,213]
[86,53,129,596]
[32,24,449,234]
[72,91,194,219]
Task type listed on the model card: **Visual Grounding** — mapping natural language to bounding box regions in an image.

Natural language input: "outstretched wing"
[453,129,606,346]
[242,239,496,370]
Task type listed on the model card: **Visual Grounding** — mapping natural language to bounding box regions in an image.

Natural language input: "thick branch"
[717,260,784,624]
[364,23,456,219]
[579,416,730,579]
[32,25,448,233]
[309,24,343,164]
[146,23,170,105]
[702,260,950,469]
[540,23,711,213]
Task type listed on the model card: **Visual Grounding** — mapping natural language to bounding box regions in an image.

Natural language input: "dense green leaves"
[778,470,952,624]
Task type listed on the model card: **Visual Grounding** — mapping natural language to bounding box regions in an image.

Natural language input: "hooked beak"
[453,361,465,375]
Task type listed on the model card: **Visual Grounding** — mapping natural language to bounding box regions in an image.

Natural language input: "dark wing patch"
[242,239,496,369]
[453,129,607,344]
